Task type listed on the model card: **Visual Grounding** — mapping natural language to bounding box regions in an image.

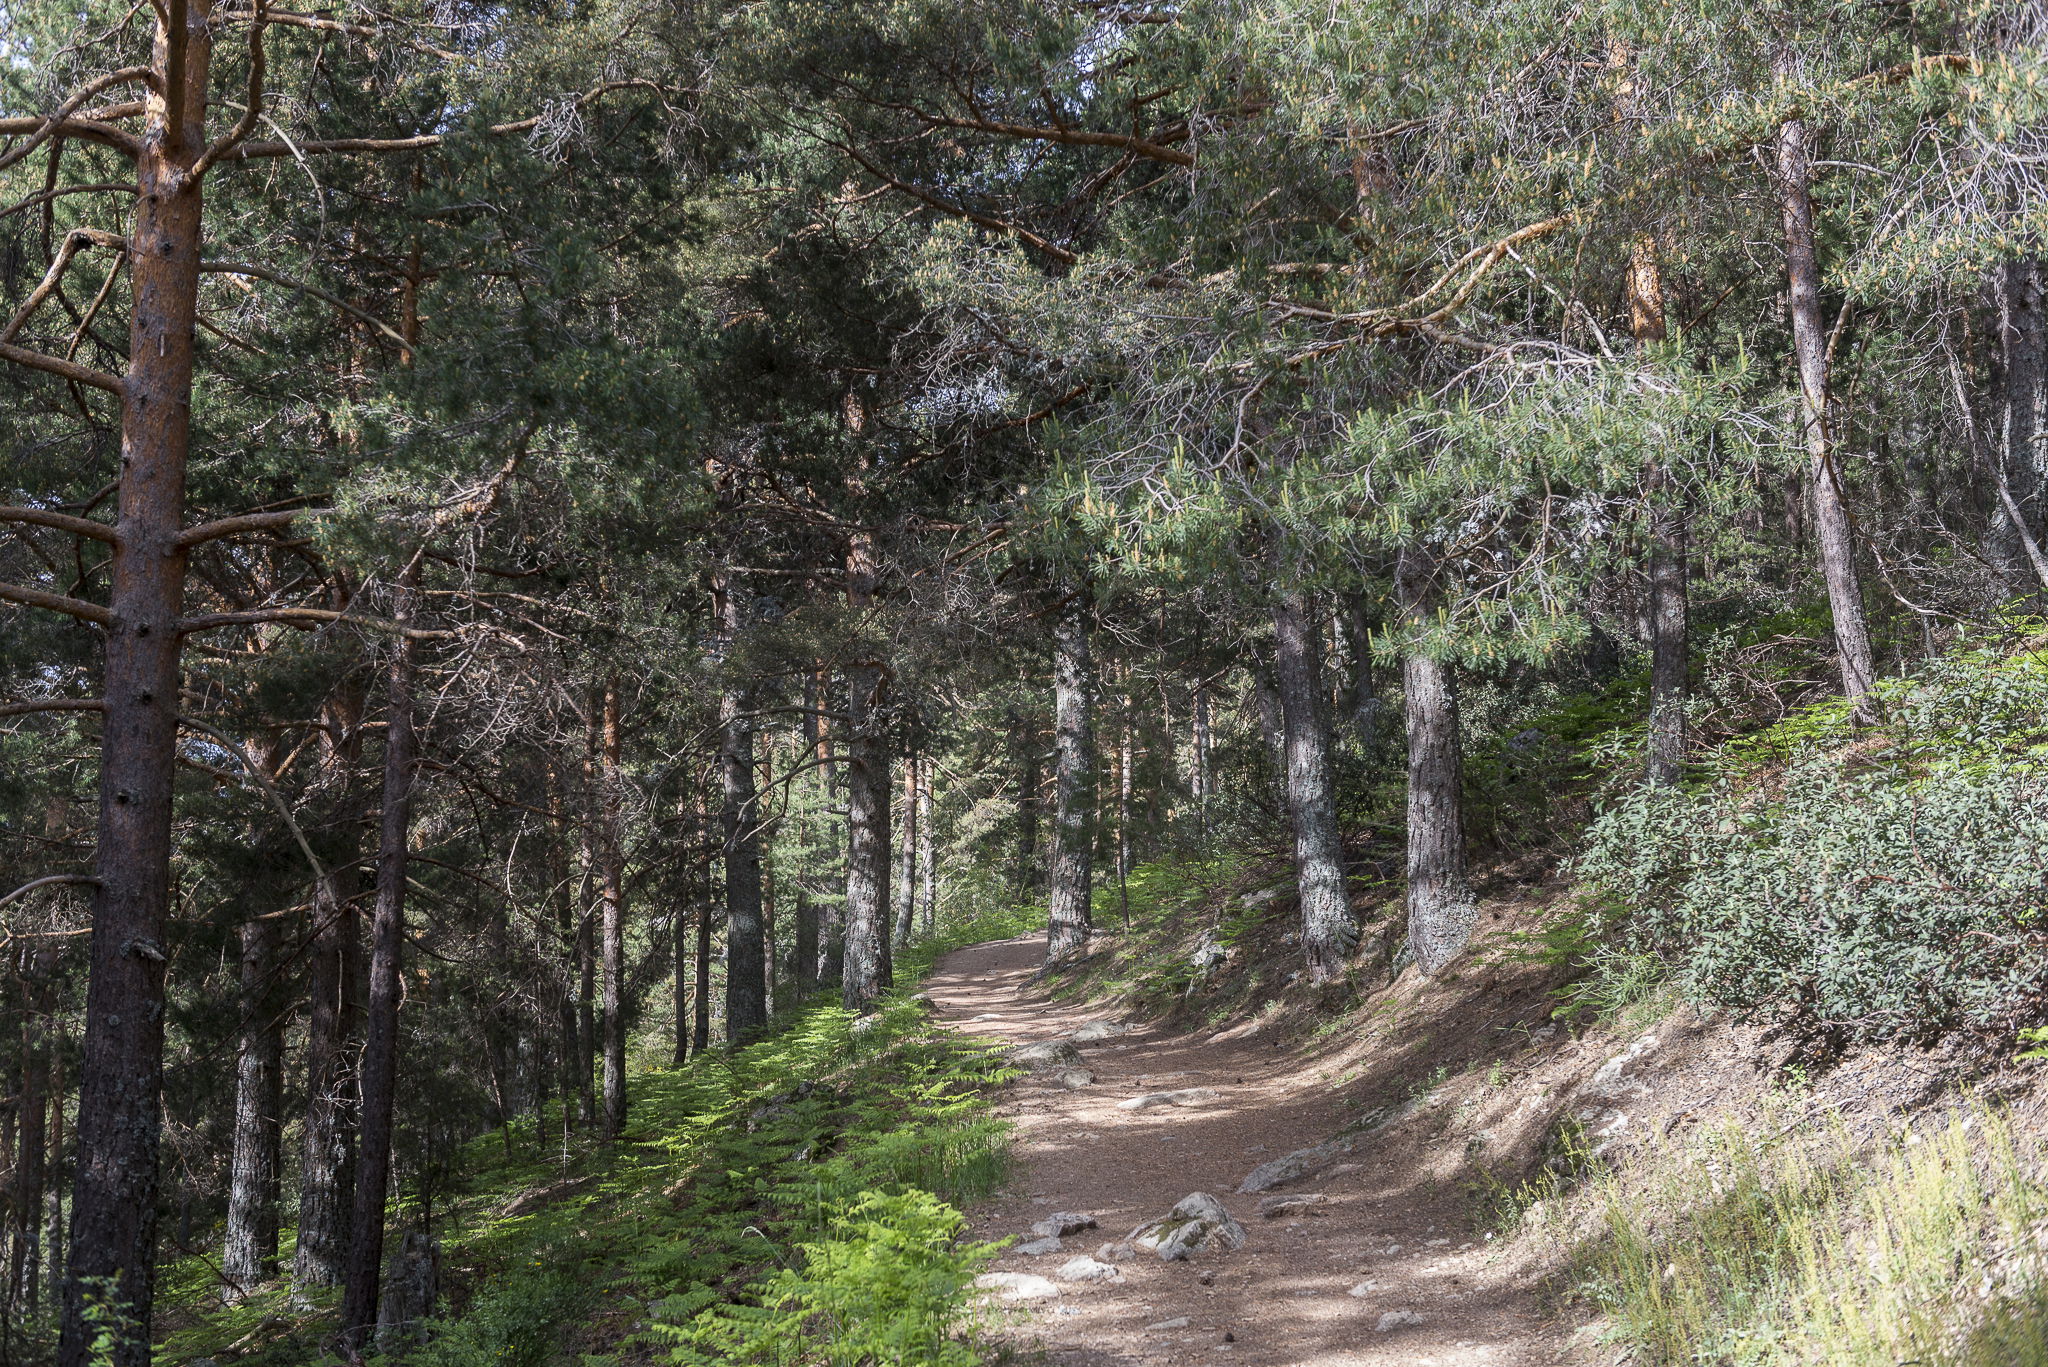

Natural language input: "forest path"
[926,935,1570,1367]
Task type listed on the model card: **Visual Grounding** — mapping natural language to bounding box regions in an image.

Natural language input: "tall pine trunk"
[1997,256,2046,576]
[58,10,210,1360]
[1396,547,1476,975]
[340,572,420,1349]
[1776,93,1877,716]
[222,907,285,1295]
[841,527,893,1009]
[1633,237,1690,785]
[892,749,919,947]
[916,770,937,936]
[1271,579,1354,981]
[1045,587,1096,964]
[717,570,768,1043]
[597,680,628,1135]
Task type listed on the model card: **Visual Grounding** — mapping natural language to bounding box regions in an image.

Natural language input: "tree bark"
[1632,236,1689,785]
[917,765,937,936]
[546,763,580,1138]
[11,951,51,1314]
[339,570,420,1350]
[1396,547,1476,975]
[222,906,285,1295]
[1776,95,1877,716]
[1045,587,1096,965]
[295,864,357,1289]
[597,679,627,1136]
[1271,578,1354,981]
[1998,256,2046,573]
[1011,712,1040,893]
[1191,676,1213,834]
[841,513,894,1009]
[57,10,209,1361]
[893,748,920,948]
[1339,593,1382,750]
[716,571,769,1044]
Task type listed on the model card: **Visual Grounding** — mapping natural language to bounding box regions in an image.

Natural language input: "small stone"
[1010,1039,1083,1069]
[1096,1240,1138,1262]
[1220,1330,1235,1343]
[1375,1309,1423,1332]
[1385,1244,1403,1255]
[1033,1211,1099,1237]
[1118,1087,1222,1112]
[975,1272,1059,1301]
[1056,1068,1096,1089]
[1017,1236,1064,1256]
[1146,1316,1192,1331]
[1424,1238,1451,1247]
[1132,1193,1248,1262]
[1347,1280,1379,1297]
[1069,1020,1131,1043]
[1057,1255,1122,1283]
[1238,1139,1354,1193]
[1197,1271,1215,1285]
[1257,1194,1330,1219]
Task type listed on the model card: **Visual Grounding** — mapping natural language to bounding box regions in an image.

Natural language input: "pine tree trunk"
[1999,256,2045,572]
[11,953,50,1313]
[222,909,285,1295]
[717,572,769,1043]
[597,680,628,1135]
[841,523,893,1009]
[575,858,596,1123]
[917,772,937,936]
[842,663,893,1008]
[1633,236,1689,785]
[1045,587,1096,964]
[1191,678,1213,834]
[893,749,919,947]
[340,573,420,1349]
[58,12,210,1360]
[692,865,713,1057]
[547,765,580,1135]
[1776,98,1877,716]
[1340,593,1382,749]
[1271,581,1354,981]
[1396,547,1476,975]
[295,866,357,1288]
[1012,713,1039,893]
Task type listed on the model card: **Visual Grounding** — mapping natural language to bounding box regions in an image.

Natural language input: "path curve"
[926,935,1569,1367]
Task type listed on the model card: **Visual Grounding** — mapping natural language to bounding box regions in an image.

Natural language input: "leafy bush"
[651,1190,998,1366]
[1578,646,2048,1041]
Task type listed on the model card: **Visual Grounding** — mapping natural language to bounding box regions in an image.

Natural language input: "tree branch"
[193,0,268,177]
[914,111,1194,167]
[214,80,666,162]
[0,580,112,625]
[0,227,127,346]
[0,183,135,223]
[0,874,98,911]
[832,138,1077,265]
[0,66,154,172]
[201,260,410,347]
[0,507,119,544]
[176,606,454,638]
[0,698,106,719]
[177,507,329,549]
[0,341,124,393]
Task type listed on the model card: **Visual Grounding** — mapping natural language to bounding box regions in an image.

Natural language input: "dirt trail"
[926,935,1571,1367]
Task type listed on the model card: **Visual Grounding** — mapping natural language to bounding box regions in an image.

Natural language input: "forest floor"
[926,933,1577,1367]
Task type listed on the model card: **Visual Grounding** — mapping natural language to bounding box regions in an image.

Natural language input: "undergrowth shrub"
[652,1190,998,1366]
[1572,1100,2048,1367]
[1579,643,2048,1041]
